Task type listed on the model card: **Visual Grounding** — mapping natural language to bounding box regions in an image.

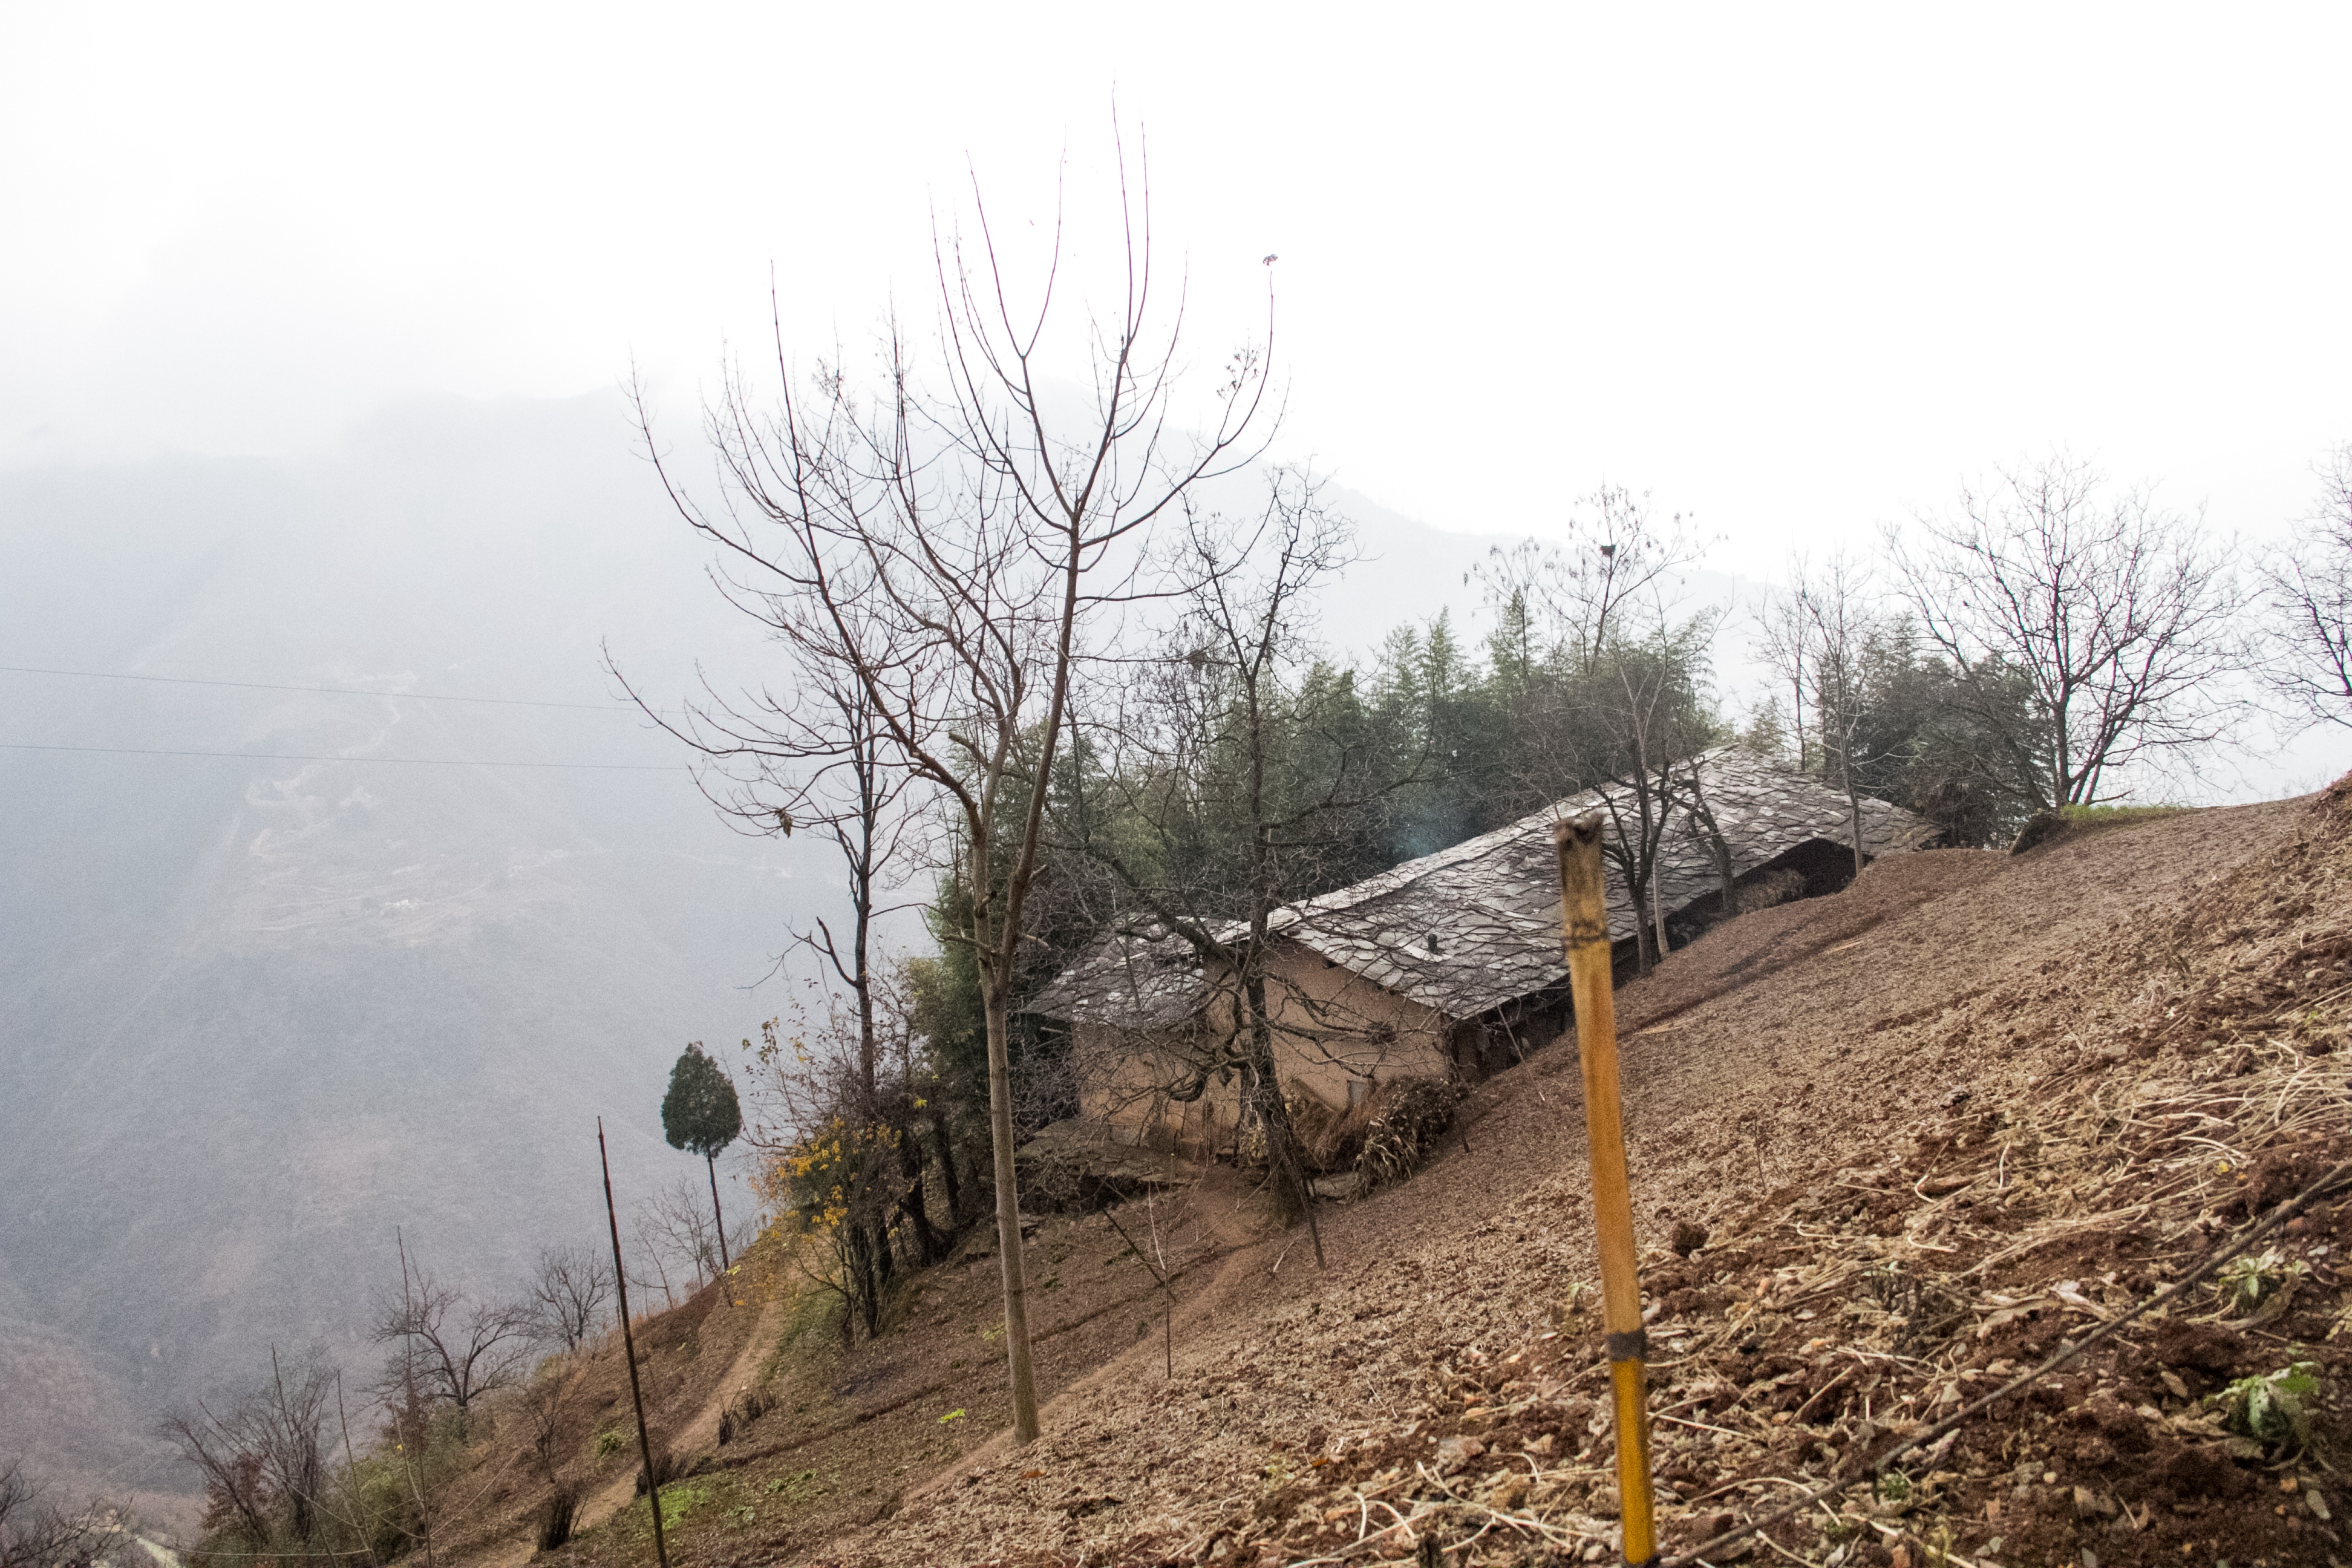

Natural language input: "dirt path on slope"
[563,1284,792,1540]
[899,1166,1285,1508]
[814,799,2310,1567]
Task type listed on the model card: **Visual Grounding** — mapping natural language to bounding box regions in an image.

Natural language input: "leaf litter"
[794,783,2352,1568]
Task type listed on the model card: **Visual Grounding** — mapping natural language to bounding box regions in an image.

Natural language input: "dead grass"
[444,780,2352,1568]
[793,783,2352,1567]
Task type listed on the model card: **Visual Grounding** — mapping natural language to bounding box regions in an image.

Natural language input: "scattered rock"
[1671,1220,1710,1256]
[1434,1436,1484,1473]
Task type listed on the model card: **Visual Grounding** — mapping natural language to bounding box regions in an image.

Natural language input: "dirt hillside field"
[480,787,2352,1568]
[774,788,2352,1567]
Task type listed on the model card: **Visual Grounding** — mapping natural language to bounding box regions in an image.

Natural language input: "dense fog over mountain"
[0,390,1517,1499]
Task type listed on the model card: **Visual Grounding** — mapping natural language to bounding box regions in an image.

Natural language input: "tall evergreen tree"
[660,1044,743,1273]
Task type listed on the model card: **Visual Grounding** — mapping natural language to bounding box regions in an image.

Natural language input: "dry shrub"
[1351,1077,1462,1192]
[1732,867,1806,914]
[1283,1082,1344,1168]
[631,1447,686,1495]
[716,1382,775,1446]
[535,1488,577,1550]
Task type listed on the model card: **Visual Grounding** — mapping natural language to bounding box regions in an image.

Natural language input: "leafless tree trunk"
[2261,441,2352,728]
[630,137,1272,1443]
[1054,472,1425,1253]
[157,1345,335,1550]
[526,1244,612,1353]
[1587,615,1720,975]
[1889,452,2243,807]
[1681,760,1736,921]
[371,1256,534,1429]
[614,634,936,1271]
[1759,551,1880,877]
[0,1461,113,1568]
[1754,581,1811,776]
[635,1174,727,1293]
[1479,487,1717,973]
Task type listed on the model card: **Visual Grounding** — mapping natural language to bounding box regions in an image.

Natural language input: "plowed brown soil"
[779,789,2352,1568]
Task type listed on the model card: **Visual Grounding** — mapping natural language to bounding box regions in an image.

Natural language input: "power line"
[0,742,679,771]
[0,663,635,712]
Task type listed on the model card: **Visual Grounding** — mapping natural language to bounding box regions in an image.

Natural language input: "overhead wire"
[0,661,699,770]
[0,662,635,711]
[0,742,679,771]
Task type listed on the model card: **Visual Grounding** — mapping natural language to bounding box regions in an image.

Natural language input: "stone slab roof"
[1021,924,1218,1033]
[1024,748,1939,1029]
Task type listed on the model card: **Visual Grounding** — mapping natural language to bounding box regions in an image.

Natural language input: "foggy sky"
[4,1,2349,788]
[5,9,2346,537]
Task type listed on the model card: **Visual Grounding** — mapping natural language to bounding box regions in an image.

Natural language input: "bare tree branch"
[1888,451,2244,806]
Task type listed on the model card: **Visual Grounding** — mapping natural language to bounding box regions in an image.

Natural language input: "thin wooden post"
[1555,811,1659,1568]
[599,1119,670,1568]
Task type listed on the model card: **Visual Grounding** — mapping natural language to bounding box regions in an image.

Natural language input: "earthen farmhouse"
[1020,748,1939,1159]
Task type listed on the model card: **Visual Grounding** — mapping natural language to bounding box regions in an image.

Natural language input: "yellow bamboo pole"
[1555,811,1659,1568]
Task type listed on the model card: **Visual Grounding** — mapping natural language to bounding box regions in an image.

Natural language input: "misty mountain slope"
[0,390,1530,1500]
[0,396,834,1497]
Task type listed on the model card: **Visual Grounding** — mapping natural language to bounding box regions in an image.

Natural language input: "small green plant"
[2222,1362,2322,1446]
[1875,1469,1913,1507]
[655,1483,709,1530]
[2217,1249,2304,1314]
[939,1408,965,1423]
[595,1429,626,1458]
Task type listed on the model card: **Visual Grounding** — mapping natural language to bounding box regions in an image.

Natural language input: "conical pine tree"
[660,1043,743,1275]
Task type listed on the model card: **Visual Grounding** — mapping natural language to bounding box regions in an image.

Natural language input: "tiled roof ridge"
[1272,743,1754,928]
[1024,746,1938,1027]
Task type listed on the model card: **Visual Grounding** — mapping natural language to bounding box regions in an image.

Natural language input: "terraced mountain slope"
[752,789,2348,1567]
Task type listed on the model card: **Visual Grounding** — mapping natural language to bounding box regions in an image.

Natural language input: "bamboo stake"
[599,1119,670,1568]
[1555,811,1660,1568]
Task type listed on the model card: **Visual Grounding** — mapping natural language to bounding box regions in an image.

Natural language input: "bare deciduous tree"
[617,648,955,1278]
[371,1265,533,1428]
[0,1460,109,1568]
[1482,488,1719,972]
[2261,441,2352,727]
[633,1174,725,1304]
[526,1244,611,1354]
[517,1368,574,1485]
[1890,452,2241,806]
[631,140,1273,1443]
[1756,550,1881,875]
[1055,471,1403,1247]
[158,1345,335,1548]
